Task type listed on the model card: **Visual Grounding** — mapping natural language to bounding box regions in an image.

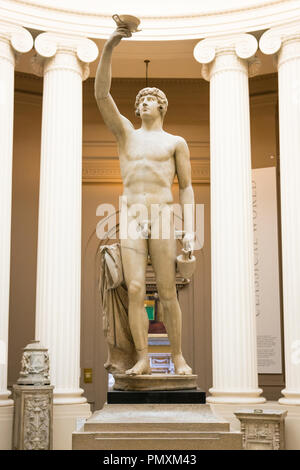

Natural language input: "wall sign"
[252,167,282,374]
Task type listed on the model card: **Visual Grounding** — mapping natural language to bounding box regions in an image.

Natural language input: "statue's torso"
[118,129,177,207]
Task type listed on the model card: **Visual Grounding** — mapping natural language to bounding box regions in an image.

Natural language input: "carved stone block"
[17,340,50,386]
[234,409,287,450]
[12,385,54,450]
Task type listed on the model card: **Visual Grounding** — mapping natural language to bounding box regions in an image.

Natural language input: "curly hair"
[135,87,168,118]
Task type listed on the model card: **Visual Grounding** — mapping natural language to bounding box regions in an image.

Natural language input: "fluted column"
[33,33,98,404]
[260,22,300,405]
[0,22,33,407]
[194,35,265,403]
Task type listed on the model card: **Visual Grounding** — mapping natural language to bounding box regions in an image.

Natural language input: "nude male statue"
[95,25,195,376]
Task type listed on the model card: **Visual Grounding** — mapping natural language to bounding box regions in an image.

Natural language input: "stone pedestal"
[234,409,287,450]
[113,373,198,391]
[107,387,206,404]
[12,384,54,450]
[72,403,242,450]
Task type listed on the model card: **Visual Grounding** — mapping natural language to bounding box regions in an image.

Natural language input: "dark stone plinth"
[107,387,206,405]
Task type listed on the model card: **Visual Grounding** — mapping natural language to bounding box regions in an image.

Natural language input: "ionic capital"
[260,20,300,54]
[32,32,98,80]
[260,21,300,69]
[0,21,33,65]
[193,34,258,81]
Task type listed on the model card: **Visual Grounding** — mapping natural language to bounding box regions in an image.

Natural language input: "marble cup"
[112,14,141,33]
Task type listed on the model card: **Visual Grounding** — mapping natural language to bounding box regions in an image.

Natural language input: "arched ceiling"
[2,0,300,40]
[2,0,298,78]
[12,0,280,18]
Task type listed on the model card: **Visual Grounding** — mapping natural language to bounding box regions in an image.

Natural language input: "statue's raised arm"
[94,26,134,141]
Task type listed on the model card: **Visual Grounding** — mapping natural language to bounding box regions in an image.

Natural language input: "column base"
[0,403,14,450]
[53,402,91,450]
[53,388,87,405]
[279,389,300,405]
[207,388,266,404]
[0,390,13,407]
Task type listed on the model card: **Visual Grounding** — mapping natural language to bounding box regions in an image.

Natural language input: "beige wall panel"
[249,75,284,398]
[250,93,278,169]
[8,90,42,387]
[81,183,123,409]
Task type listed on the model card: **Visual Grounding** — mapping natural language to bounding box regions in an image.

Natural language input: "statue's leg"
[149,208,192,375]
[120,219,151,375]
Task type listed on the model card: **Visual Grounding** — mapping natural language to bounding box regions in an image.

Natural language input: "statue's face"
[137,94,161,120]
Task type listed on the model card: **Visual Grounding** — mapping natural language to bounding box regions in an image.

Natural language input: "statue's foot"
[125,357,151,376]
[173,354,192,375]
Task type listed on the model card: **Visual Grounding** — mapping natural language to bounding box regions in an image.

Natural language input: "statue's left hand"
[182,232,195,256]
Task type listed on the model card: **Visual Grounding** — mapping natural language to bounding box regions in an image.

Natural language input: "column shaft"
[260,24,300,405]
[0,23,33,450]
[34,34,98,406]
[277,38,300,404]
[35,51,84,404]
[194,35,265,403]
[0,36,15,406]
[0,24,33,407]
[209,54,263,403]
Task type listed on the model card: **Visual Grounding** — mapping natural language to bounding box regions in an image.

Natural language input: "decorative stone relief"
[18,340,50,386]
[23,394,51,450]
[234,409,287,450]
[13,385,54,450]
[13,342,53,450]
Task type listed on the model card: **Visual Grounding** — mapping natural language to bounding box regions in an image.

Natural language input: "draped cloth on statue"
[99,243,137,374]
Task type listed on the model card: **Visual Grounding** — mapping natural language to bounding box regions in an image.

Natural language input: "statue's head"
[135,87,168,120]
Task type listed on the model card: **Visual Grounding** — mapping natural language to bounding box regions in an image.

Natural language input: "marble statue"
[95,21,196,379]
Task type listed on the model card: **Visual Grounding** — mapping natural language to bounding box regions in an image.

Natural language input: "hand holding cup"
[107,14,141,48]
[106,25,132,49]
